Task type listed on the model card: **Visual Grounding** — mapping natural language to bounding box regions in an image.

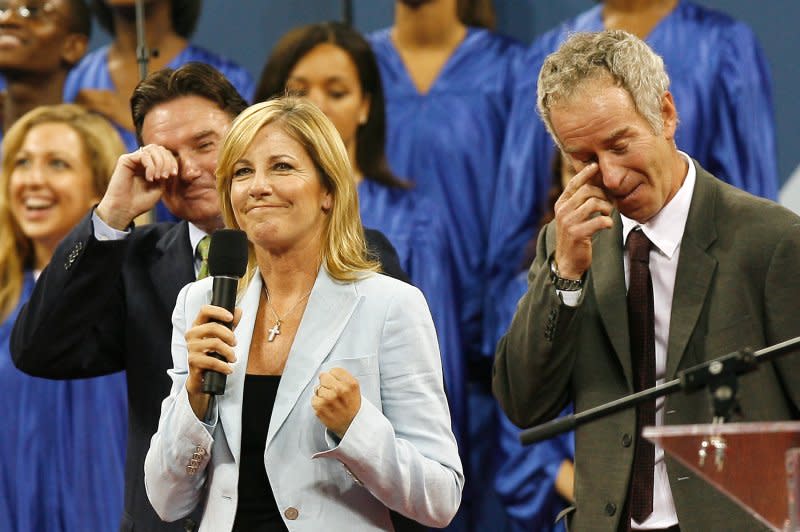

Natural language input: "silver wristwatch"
[549,257,584,291]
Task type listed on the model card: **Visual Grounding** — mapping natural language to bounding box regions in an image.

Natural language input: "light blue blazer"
[144,267,464,531]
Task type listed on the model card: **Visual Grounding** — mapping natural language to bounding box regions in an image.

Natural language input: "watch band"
[549,257,584,291]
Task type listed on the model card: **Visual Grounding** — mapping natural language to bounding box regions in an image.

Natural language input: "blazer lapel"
[266,268,362,450]
[151,222,196,312]
[591,212,633,387]
[666,163,718,380]
[217,274,262,464]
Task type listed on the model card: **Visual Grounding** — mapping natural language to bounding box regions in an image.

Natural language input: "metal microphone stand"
[342,0,353,26]
[135,0,149,80]
[520,336,800,445]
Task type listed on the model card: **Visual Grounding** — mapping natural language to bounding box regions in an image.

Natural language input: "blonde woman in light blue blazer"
[144,97,463,531]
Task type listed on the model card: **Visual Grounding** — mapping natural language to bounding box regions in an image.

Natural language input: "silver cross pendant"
[267,320,282,342]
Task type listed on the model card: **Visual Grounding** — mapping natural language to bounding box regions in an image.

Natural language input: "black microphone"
[201,229,248,395]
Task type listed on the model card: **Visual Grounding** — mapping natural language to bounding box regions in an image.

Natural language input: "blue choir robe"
[495,404,574,532]
[1,272,127,532]
[486,2,778,529]
[64,44,254,152]
[369,27,524,531]
[63,44,255,223]
[358,179,466,452]
[369,27,522,363]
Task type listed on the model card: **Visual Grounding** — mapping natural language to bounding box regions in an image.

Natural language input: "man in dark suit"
[11,62,406,532]
[493,30,800,531]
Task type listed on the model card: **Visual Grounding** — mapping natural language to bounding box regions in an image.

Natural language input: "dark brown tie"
[627,229,655,524]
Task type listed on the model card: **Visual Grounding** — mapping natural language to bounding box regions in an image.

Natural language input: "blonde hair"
[0,104,125,320]
[216,96,379,286]
[537,30,673,145]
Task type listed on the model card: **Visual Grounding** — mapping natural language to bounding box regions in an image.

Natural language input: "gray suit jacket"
[493,162,800,531]
[145,268,463,531]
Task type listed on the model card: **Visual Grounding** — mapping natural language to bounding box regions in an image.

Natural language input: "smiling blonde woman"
[145,97,464,532]
[0,103,128,531]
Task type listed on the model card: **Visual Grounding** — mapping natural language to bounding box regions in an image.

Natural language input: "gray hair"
[537,30,672,145]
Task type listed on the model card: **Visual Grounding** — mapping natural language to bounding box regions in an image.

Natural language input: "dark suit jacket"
[11,211,408,532]
[493,162,800,531]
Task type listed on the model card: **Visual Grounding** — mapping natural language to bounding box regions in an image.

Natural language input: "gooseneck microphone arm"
[519,336,800,445]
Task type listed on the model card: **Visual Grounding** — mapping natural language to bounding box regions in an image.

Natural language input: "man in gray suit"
[493,30,800,531]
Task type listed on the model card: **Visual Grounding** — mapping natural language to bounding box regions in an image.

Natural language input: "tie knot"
[627,229,652,264]
[197,235,211,279]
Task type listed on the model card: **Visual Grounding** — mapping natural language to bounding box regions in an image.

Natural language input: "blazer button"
[64,242,84,270]
[621,433,632,447]
[284,507,299,520]
[604,502,616,516]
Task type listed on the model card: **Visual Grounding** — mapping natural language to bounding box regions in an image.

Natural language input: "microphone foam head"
[208,229,248,277]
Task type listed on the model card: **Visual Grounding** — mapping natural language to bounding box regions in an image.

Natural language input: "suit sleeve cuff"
[311,397,385,485]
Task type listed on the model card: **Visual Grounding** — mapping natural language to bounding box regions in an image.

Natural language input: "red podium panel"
[644,421,800,531]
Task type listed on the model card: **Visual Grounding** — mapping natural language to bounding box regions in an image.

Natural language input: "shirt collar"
[188,222,210,256]
[621,151,696,259]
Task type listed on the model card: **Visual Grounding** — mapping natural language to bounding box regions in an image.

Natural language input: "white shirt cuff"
[92,210,131,241]
[557,288,582,307]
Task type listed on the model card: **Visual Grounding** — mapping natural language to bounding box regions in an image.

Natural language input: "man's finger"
[561,161,599,198]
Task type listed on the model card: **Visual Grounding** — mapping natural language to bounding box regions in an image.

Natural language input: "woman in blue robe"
[358,181,464,446]
[0,105,128,532]
[369,21,522,366]
[369,3,523,529]
[487,2,779,529]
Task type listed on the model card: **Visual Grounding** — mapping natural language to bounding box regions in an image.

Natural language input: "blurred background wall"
[88,0,799,186]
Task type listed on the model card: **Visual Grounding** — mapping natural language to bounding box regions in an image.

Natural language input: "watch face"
[549,257,560,277]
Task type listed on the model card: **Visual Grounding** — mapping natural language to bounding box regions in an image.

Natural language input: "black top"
[232,374,288,532]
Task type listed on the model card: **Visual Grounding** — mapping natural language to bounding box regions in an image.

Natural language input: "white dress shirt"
[559,152,696,529]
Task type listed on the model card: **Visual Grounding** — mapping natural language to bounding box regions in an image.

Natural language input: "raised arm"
[11,145,180,378]
[492,223,580,429]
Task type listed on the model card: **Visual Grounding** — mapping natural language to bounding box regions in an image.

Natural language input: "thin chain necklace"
[262,283,312,342]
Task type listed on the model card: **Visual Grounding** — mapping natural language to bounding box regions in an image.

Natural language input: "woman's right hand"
[184,305,242,419]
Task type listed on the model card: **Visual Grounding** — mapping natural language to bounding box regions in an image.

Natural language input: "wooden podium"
[644,421,800,531]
